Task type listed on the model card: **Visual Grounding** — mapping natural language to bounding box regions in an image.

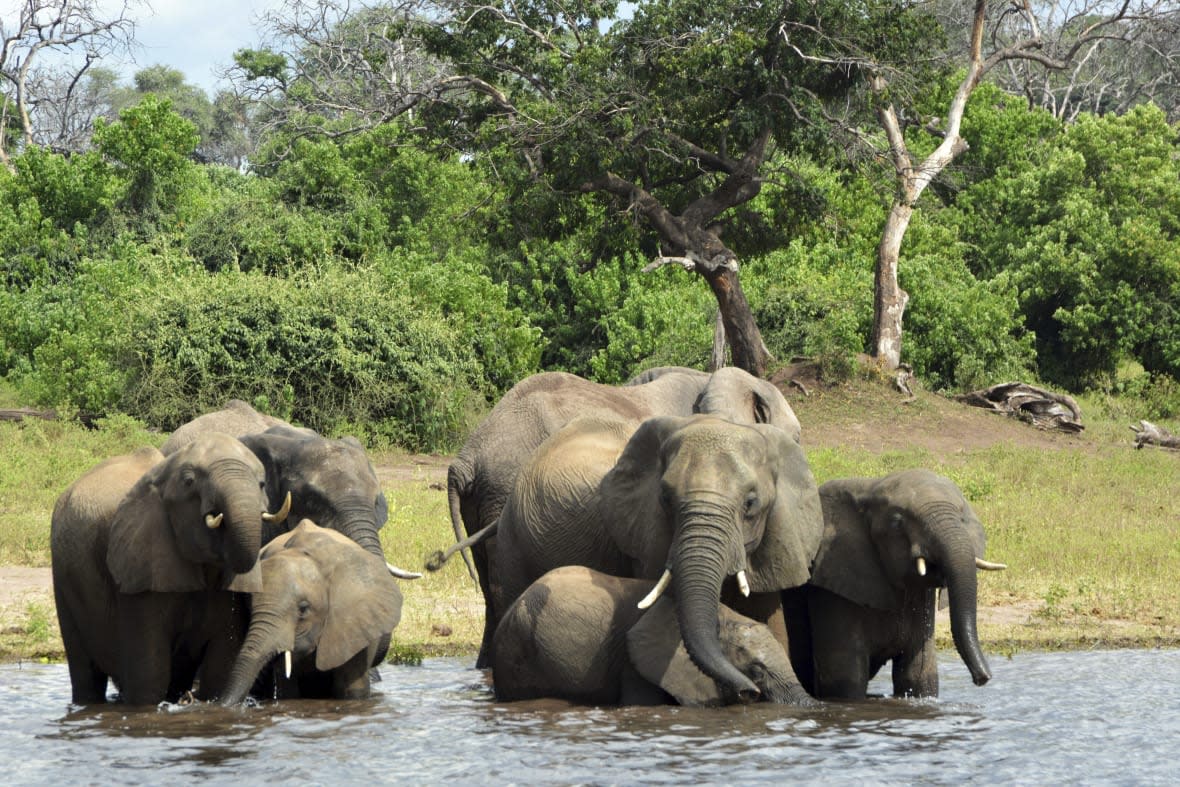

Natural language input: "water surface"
[2,649,1175,785]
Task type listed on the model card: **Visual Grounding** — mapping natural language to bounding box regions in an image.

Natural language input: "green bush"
[122,265,489,451]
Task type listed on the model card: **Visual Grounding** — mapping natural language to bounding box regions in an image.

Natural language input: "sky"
[107,0,284,94]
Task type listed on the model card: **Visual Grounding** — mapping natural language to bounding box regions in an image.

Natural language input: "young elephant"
[51,434,288,705]
[492,566,813,706]
[782,469,1007,699]
[220,520,405,704]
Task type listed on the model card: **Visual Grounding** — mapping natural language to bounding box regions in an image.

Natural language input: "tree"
[0,0,138,167]
[232,0,915,376]
[796,0,1175,370]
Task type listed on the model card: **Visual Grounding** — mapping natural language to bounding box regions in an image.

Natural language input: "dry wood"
[0,408,57,423]
[1130,420,1180,451]
[954,382,1084,433]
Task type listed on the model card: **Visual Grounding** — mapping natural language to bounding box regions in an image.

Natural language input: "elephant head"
[239,427,388,560]
[812,469,1003,686]
[695,367,802,443]
[602,414,823,701]
[105,432,286,594]
[627,596,812,706]
[220,520,404,705]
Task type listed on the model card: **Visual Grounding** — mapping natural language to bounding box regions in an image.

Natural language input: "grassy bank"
[1,377,1178,665]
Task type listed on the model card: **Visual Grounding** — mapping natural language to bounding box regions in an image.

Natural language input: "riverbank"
[2,370,1178,663]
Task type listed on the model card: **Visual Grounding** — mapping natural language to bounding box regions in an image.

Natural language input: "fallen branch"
[954,382,1084,433]
[0,408,57,423]
[1130,420,1180,451]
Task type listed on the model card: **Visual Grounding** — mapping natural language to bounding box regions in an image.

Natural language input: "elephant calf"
[220,520,406,704]
[783,469,1007,699]
[492,566,814,707]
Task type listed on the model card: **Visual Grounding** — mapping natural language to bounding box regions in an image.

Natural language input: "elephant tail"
[426,520,498,573]
[446,464,479,581]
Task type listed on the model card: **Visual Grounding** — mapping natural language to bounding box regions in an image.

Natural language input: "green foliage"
[93,95,204,231]
[951,102,1180,389]
[123,265,490,451]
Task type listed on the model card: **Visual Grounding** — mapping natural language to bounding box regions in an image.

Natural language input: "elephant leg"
[331,650,375,699]
[808,591,872,700]
[780,587,816,696]
[474,538,498,669]
[891,636,939,698]
[116,597,176,706]
[58,612,109,704]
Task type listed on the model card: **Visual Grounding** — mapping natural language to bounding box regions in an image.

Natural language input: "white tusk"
[205,512,224,529]
[638,569,672,610]
[284,650,292,679]
[736,570,750,597]
[916,557,927,576]
[262,491,292,523]
[388,562,423,580]
[976,557,1008,571]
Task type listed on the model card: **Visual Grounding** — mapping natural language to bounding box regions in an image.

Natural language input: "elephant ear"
[697,368,801,442]
[106,468,207,594]
[744,425,823,593]
[626,596,723,707]
[810,479,898,611]
[600,415,695,576]
[312,532,403,671]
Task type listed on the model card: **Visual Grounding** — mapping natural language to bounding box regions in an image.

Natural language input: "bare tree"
[0,0,138,166]
[788,0,1176,371]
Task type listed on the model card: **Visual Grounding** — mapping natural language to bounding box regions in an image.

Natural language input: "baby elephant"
[492,566,813,707]
[783,468,1007,700]
[220,520,406,704]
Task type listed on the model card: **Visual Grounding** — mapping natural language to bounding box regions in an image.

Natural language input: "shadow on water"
[2,649,1178,784]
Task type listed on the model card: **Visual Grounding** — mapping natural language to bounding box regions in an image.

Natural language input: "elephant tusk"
[284,650,292,679]
[262,491,292,524]
[976,557,1008,571]
[736,570,750,597]
[916,556,927,576]
[205,512,224,529]
[388,562,423,580]
[637,569,672,610]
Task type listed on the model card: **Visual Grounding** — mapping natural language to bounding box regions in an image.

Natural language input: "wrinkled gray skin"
[221,520,404,704]
[490,414,823,702]
[238,426,394,664]
[160,399,313,456]
[50,434,276,705]
[493,566,813,707]
[782,469,1002,699]
[447,367,801,666]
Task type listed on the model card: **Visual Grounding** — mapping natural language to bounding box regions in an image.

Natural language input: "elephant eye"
[743,492,759,517]
[297,600,311,619]
[889,512,904,529]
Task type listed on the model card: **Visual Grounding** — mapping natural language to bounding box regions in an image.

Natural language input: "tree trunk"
[870,202,914,370]
[701,266,770,377]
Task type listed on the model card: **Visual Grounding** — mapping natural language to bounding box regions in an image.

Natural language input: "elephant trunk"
[927,512,991,686]
[331,503,385,561]
[210,460,265,576]
[671,516,760,703]
[220,605,292,705]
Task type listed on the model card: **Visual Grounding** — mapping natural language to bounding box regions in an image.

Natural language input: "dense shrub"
[123,265,493,451]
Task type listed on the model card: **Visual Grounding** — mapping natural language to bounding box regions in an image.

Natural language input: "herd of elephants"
[49,365,1008,709]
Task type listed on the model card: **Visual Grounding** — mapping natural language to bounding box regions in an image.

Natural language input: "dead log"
[0,408,57,423]
[1130,420,1180,450]
[954,382,1084,433]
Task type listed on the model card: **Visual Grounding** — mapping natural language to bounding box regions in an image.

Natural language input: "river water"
[1,649,1176,785]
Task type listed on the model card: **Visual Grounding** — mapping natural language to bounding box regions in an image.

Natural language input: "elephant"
[781,468,1008,700]
[50,433,290,705]
[220,520,405,704]
[238,426,418,667]
[492,566,813,707]
[454,413,823,701]
[445,366,802,665]
[160,399,312,455]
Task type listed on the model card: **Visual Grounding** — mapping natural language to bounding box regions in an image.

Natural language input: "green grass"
[2,380,1179,662]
